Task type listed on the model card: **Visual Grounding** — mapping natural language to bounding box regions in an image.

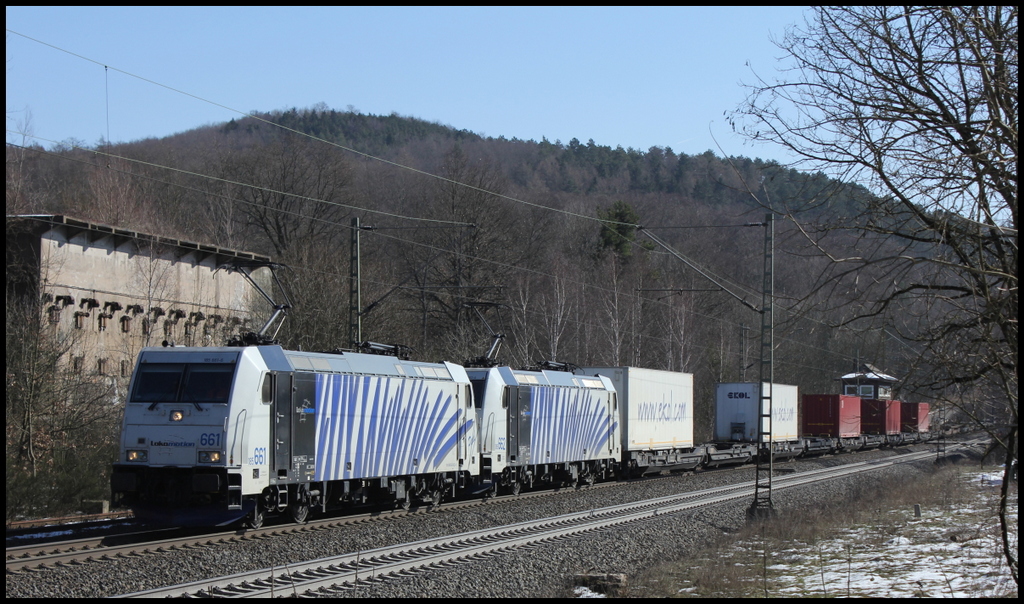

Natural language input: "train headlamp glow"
[169,410,184,422]
[198,450,222,463]
[126,449,148,462]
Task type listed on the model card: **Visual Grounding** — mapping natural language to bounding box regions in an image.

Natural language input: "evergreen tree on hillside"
[597,201,642,260]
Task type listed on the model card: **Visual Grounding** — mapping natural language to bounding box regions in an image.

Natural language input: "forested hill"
[207,107,866,217]
[10,106,870,235]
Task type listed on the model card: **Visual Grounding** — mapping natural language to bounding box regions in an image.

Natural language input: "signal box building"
[6,215,272,393]
[838,364,904,437]
[839,363,898,400]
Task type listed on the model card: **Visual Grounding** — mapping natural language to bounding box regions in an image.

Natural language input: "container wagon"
[710,382,801,466]
[801,394,865,452]
[861,398,902,446]
[900,402,931,443]
[577,366,704,475]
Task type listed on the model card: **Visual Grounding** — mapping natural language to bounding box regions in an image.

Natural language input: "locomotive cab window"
[261,373,273,405]
[470,379,486,409]
[182,365,234,403]
[132,363,235,407]
[133,364,184,403]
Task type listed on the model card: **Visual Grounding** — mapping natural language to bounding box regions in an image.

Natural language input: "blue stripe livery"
[313,374,473,481]
[530,386,617,462]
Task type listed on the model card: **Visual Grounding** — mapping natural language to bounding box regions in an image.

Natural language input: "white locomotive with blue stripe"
[112,344,478,528]
[467,365,620,495]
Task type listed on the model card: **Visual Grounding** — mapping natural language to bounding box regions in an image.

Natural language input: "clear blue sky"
[7,6,808,163]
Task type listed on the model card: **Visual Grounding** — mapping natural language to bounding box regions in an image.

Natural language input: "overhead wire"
[5,30,870,373]
[6,27,634,229]
[7,138,865,374]
[5,134,474,228]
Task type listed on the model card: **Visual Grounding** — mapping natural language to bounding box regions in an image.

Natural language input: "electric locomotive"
[111,344,477,528]
[467,364,620,494]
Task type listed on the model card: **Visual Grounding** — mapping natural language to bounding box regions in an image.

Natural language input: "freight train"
[110,342,932,528]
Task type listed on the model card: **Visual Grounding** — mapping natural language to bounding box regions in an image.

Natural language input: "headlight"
[126,449,148,462]
[169,410,184,421]
[198,450,222,463]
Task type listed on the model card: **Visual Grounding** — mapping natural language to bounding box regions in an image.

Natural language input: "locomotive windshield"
[133,363,236,409]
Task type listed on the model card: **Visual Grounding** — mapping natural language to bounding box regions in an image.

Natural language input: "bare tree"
[87,158,153,229]
[732,6,1017,582]
[536,259,577,363]
[408,144,530,361]
[221,132,353,258]
[6,112,42,215]
[6,281,120,521]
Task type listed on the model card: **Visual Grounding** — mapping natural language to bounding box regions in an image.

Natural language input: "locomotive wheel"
[246,508,265,530]
[427,488,443,511]
[290,485,311,523]
[289,501,309,524]
[511,480,522,496]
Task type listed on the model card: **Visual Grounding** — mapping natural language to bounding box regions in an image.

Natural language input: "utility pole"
[348,220,479,350]
[349,216,362,348]
[740,323,750,381]
[750,213,775,520]
[637,216,776,519]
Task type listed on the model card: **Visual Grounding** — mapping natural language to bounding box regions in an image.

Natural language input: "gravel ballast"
[5,446,957,598]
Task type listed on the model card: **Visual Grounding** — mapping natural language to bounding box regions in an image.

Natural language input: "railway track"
[5,466,667,573]
[111,444,965,598]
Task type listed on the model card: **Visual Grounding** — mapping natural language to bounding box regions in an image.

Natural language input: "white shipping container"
[577,367,694,452]
[714,382,799,442]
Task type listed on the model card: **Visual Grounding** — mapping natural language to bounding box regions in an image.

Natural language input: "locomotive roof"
[271,347,466,382]
[467,366,610,390]
[138,345,466,382]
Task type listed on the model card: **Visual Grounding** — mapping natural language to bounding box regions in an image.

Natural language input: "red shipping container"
[861,399,901,435]
[901,402,930,433]
[802,394,861,438]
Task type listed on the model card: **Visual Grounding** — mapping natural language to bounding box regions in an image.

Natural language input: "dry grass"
[633,461,1017,598]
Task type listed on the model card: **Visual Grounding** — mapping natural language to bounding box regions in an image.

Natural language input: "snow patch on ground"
[664,468,1016,598]
[765,469,1016,598]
